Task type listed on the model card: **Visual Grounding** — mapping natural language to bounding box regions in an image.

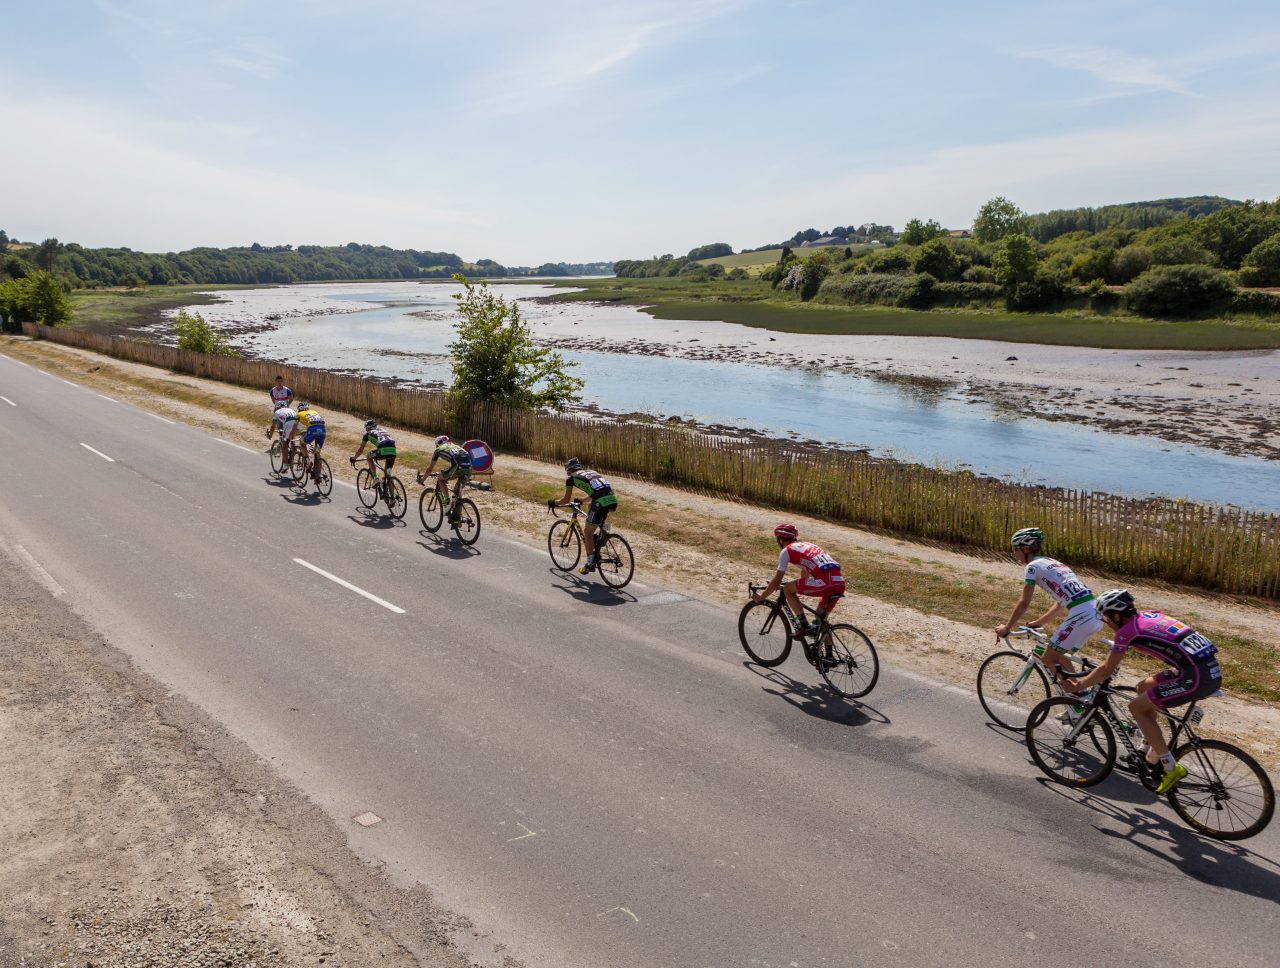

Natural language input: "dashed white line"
[147,412,176,425]
[334,479,357,489]
[61,379,79,387]
[215,437,257,454]
[0,540,66,598]
[79,442,116,462]
[293,558,405,614]
[96,393,119,403]
[0,395,14,406]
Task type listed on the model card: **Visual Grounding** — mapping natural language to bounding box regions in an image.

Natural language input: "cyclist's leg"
[1046,605,1103,680]
[584,503,608,561]
[781,579,806,629]
[1129,679,1167,763]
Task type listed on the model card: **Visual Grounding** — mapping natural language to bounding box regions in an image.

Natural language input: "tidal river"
[181,281,1279,511]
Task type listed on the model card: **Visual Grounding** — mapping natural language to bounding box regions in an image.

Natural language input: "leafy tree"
[1110,245,1153,283]
[726,267,749,280]
[1239,234,1280,287]
[173,309,237,355]
[686,242,733,261]
[1193,200,1280,269]
[0,229,8,252]
[448,275,582,410]
[1068,248,1113,283]
[119,271,147,289]
[0,270,71,329]
[1123,265,1234,318]
[992,234,1039,289]
[911,238,960,280]
[33,237,62,271]
[900,218,946,246]
[974,197,1029,244]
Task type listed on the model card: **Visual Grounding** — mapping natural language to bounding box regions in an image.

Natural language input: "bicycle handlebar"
[1000,625,1046,640]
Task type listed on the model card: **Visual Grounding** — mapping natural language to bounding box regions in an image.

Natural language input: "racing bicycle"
[738,582,879,700]
[269,436,300,476]
[418,471,489,546]
[289,445,332,497]
[1025,663,1275,840]
[350,457,407,519]
[978,626,1110,731]
[547,501,634,589]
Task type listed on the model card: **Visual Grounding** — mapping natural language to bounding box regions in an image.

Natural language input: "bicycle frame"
[746,582,830,654]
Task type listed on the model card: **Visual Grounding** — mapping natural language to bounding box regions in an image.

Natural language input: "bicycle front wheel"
[1166,739,1275,841]
[547,520,581,571]
[419,489,444,532]
[385,476,408,519]
[452,497,481,546]
[356,469,377,508]
[596,533,634,589]
[314,458,332,497]
[817,625,879,699]
[737,600,792,667]
[977,650,1051,731]
[1025,698,1116,788]
[270,439,285,473]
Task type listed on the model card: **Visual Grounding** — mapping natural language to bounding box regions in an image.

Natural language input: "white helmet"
[435,435,450,446]
[1010,527,1045,550]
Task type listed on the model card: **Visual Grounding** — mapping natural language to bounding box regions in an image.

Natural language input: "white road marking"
[61,379,79,387]
[1,541,67,598]
[147,412,176,424]
[506,822,537,843]
[215,437,257,454]
[79,442,116,462]
[0,395,14,406]
[293,557,405,614]
[334,479,357,490]
[96,393,119,403]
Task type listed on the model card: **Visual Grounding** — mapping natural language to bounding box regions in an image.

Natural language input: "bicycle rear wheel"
[977,650,1051,731]
[270,439,285,473]
[817,624,879,699]
[596,533,634,589]
[290,448,307,483]
[451,497,481,546]
[419,489,444,532]
[1166,739,1275,841]
[547,520,581,571]
[385,476,408,519]
[356,469,377,508]
[313,458,332,497]
[737,600,792,667]
[1025,698,1116,788]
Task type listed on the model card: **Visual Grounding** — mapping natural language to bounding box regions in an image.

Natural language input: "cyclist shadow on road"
[281,488,329,507]
[347,508,407,530]
[1036,779,1280,902]
[416,533,480,560]
[548,570,636,606]
[744,663,890,728]
[260,475,296,489]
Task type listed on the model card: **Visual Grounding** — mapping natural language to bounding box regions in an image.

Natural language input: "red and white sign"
[463,439,494,473]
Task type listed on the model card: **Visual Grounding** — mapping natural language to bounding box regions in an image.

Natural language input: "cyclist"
[750,523,845,639]
[995,527,1099,684]
[416,435,472,521]
[349,419,397,486]
[547,458,618,575]
[1061,589,1222,794]
[289,402,326,477]
[266,376,293,438]
[272,404,299,467]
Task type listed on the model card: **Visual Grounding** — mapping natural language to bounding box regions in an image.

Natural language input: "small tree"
[974,197,1029,244]
[24,271,72,326]
[448,275,583,410]
[912,238,960,280]
[173,309,237,355]
[901,218,946,246]
[993,234,1039,289]
[1239,234,1280,287]
[1123,265,1234,318]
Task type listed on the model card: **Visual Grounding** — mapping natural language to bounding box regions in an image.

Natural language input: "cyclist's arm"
[752,565,788,603]
[351,439,368,459]
[995,583,1037,637]
[1062,650,1121,693]
[1029,601,1064,630]
[549,484,576,507]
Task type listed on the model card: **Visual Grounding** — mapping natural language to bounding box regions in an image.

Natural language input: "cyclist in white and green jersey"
[995,527,1101,683]
[548,458,619,575]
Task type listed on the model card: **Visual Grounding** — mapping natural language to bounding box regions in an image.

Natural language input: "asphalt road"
[2,351,1277,968]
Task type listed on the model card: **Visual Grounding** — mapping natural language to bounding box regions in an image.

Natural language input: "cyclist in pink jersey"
[1061,589,1222,794]
[751,523,845,638]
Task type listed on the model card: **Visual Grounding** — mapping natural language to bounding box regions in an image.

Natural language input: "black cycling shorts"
[587,502,613,527]
[373,453,397,473]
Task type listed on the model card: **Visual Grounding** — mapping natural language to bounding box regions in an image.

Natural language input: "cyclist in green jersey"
[350,419,398,481]
[417,435,472,520]
[547,457,619,575]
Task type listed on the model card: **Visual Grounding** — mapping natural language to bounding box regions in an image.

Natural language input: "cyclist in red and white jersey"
[751,523,845,638]
[995,527,1101,683]
[266,376,294,439]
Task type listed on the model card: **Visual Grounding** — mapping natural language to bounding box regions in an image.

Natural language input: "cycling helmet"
[564,457,582,473]
[364,419,378,431]
[435,435,450,446]
[774,522,799,541]
[1010,527,1045,550]
[295,401,309,411]
[1097,588,1137,619]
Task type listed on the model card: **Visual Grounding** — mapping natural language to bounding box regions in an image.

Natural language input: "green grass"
[543,277,1280,350]
[691,245,872,269]
[68,285,249,333]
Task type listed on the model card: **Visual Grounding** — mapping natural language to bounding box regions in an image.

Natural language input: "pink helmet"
[774,522,799,541]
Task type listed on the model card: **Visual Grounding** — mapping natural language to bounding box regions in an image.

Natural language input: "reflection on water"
[227,286,1277,511]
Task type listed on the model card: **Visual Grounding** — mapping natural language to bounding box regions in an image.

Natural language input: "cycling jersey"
[778,541,844,612]
[364,430,397,455]
[1023,557,1094,610]
[568,469,618,509]
[274,407,298,436]
[270,385,293,408]
[1111,611,1221,708]
[434,442,472,479]
[296,409,325,431]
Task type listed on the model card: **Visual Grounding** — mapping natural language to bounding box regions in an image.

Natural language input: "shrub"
[931,281,1002,307]
[1229,288,1280,317]
[1084,278,1121,312]
[173,310,238,355]
[962,265,996,284]
[859,246,915,274]
[818,272,935,309]
[0,270,71,330]
[1068,248,1113,283]
[1238,234,1280,287]
[726,266,749,281]
[1123,264,1235,318]
[1109,245,1153,283]
[1006,271,1070,311]
[911,238,960,281]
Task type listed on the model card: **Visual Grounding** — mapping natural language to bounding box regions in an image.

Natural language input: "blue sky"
[3,0,1278,264]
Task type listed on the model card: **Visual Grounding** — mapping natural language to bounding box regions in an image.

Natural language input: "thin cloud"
[1018,44,1193,96]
